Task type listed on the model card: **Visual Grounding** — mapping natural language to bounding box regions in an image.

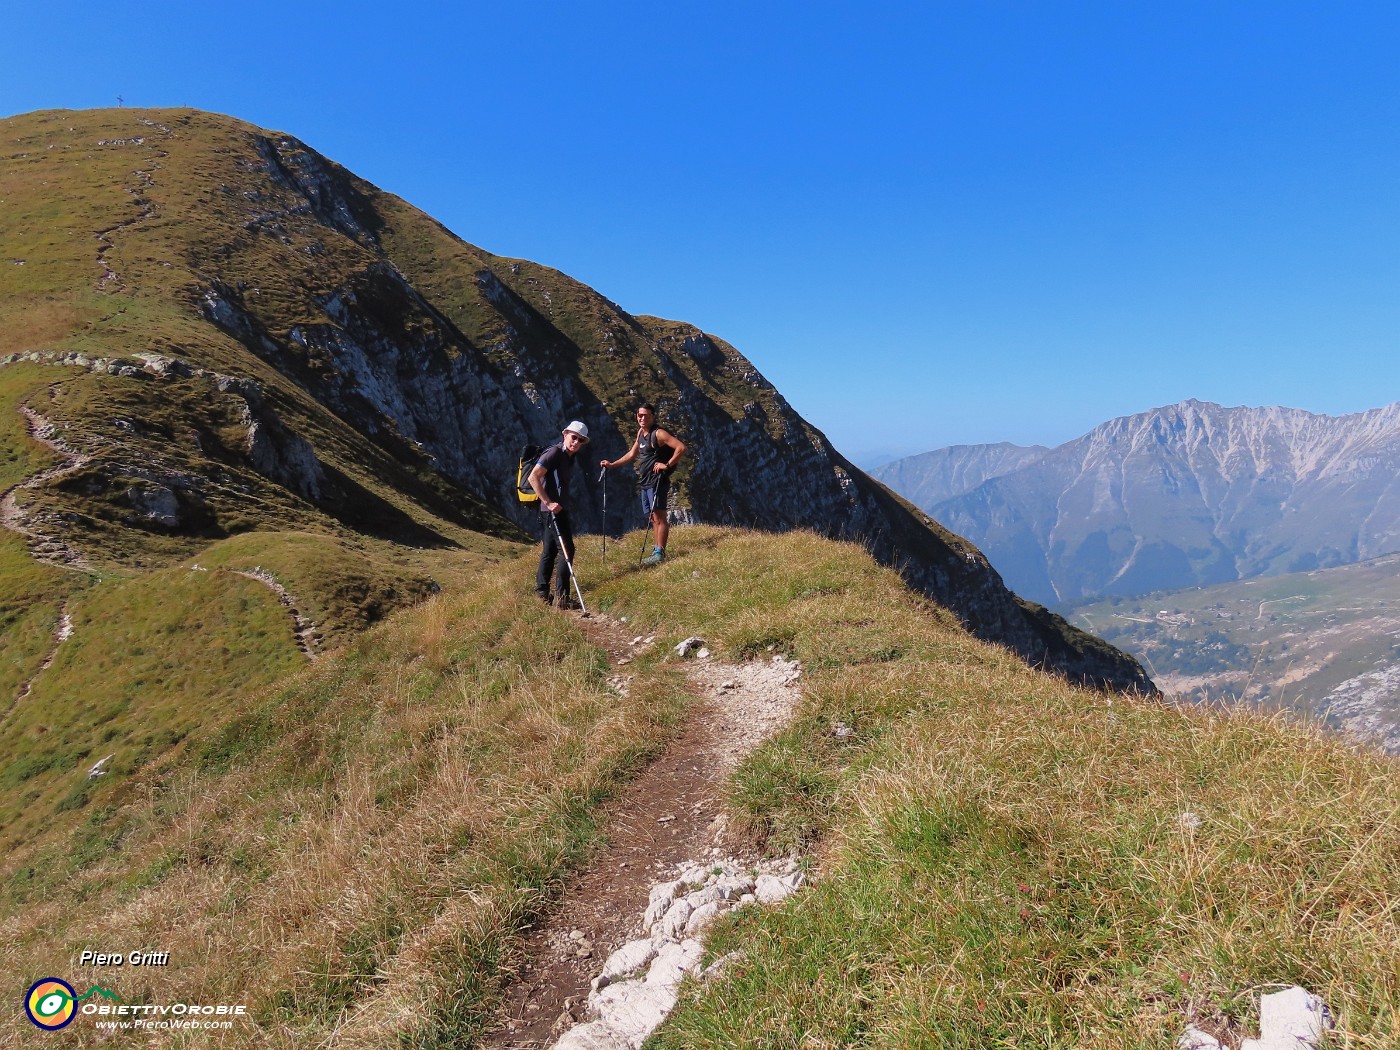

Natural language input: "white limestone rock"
[683,885,723,910]
[1187,986,1331,1050]
[1260,986,1331,1046]
[754,872,805,904]
[646,940,705,987]
[599,939,658,982]
[1239,986,1333,1050]
[674,636,705,657]
[678,864,712,886]
[1179,1026,1224,1050]
[641,880,683,931]
[589,980,678,1048]
[551,1021,630,1050]
[713,874,756,900]
[684,900,726,936]
[655,898,694,941]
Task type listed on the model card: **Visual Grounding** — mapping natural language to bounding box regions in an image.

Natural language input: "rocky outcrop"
[551,857,805,1050]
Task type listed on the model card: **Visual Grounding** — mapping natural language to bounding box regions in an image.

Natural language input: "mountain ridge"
[0,105,1149,691]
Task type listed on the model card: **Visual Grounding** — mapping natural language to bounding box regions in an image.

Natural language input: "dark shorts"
[641,474,670,519]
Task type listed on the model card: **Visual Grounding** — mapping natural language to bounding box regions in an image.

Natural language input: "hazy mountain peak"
[881,400,1400,606]
[869,441,1050,508]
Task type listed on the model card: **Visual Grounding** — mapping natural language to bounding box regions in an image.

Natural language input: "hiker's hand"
[653,462,667,473]
[546,501,561,514]
[600,459,612,469]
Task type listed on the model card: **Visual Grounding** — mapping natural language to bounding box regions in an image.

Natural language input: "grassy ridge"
[6,526,1395,1047]
[634,534,1400,1048]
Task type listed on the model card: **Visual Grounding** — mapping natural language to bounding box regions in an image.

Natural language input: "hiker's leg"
[555,513,575,599]
[537,514,557,597]
[652,475,670,551]
[640,487,657,545]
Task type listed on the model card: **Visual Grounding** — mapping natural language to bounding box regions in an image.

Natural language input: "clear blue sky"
[5,2,1398,465]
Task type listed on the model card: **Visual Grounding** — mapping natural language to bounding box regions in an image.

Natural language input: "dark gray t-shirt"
[537,444,574,503]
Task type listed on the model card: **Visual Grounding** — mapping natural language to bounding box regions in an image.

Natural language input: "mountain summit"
[0,106,1148,690]
[877,399,1400,606]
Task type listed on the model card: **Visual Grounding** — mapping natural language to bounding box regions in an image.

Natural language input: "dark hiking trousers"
[537,510,575,600]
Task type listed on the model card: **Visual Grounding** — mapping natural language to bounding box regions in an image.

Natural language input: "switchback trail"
[0,393,95,570]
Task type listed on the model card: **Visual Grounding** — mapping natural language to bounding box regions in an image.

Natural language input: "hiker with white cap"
[529,420,589,607]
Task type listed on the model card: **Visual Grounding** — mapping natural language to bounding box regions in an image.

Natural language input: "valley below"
[1066,553,1400,753]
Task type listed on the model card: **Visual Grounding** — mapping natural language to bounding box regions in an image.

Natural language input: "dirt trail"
[227,568,320,660]
[3,602,73,723]
[0,394,95,570]
[482,611,803,1049]
[94,122,170,294]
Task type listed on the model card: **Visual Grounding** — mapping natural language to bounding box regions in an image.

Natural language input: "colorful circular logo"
[25,979,77,1030]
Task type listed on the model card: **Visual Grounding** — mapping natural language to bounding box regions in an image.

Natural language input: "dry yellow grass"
[5,526,1398,1048]
[2,555,687,1047]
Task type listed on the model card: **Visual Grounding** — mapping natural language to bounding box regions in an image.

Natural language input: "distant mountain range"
[873,400,1400,607]
[870,442,1050,509]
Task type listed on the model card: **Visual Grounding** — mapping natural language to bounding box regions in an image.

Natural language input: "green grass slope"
[3,527,1395,1048]
[2,108,521,562]
[0,349,520,865]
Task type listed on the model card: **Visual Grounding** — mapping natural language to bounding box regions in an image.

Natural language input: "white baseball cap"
[562,420,590,442]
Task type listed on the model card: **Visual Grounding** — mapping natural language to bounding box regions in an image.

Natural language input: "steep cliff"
[0,106,1150,691]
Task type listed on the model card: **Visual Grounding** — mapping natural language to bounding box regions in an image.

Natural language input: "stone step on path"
[550,857,807,1050]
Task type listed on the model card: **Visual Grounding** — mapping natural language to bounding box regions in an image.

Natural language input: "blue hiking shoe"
[641,548,665,567]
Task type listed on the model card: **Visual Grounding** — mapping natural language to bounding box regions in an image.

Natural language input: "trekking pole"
[598,466,608,561]
[550,512,590,618]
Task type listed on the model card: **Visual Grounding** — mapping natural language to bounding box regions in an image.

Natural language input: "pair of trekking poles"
[597,465,652,565]
[545,466,652,619]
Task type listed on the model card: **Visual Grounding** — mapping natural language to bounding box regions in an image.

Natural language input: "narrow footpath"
[482,611,803,1049]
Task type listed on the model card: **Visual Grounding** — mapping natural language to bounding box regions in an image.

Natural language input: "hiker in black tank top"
[599,403,687,566]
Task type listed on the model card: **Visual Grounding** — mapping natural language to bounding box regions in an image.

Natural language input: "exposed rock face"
[0,107,1151,693]
[884,400,1400,607]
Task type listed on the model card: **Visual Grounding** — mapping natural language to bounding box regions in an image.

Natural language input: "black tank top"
[637,428,669,488]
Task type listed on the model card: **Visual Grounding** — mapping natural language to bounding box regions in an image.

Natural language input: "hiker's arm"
[529,463,560,514]
[654,430,686,473]
[601,434,640,470]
